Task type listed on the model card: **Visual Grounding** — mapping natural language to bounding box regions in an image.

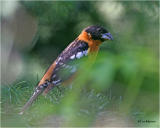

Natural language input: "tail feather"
[19,81,55,115]
[19,81,51,115]
[19,86,44,115]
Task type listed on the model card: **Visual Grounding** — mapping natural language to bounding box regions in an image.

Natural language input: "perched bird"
[19,25,113,114]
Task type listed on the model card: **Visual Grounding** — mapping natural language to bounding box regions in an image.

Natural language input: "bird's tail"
[19,83,49,115]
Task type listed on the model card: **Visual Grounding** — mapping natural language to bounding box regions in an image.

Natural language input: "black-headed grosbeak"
[20,25,113,114]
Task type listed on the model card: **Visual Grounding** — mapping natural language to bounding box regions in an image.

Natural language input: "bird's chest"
[88,40,101,53]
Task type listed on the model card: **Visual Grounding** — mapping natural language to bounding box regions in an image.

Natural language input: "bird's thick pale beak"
[101,33,113,40]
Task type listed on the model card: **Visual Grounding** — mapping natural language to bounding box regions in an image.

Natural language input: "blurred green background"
[1,1,159,127]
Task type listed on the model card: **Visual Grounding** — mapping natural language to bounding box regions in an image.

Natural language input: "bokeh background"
[1,1,159,127]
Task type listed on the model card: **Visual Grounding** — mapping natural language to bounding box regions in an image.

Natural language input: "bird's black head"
[85,25,113,42]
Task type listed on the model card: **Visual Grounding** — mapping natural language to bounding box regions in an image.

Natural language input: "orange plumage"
[19,25,113,114]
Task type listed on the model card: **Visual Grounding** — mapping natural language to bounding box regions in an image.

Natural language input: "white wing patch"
[57,57,62,62]
[70,55,75,59]
[52,74,56,78]
[70,50,88,60]
[76,52,83,59]
[52,79,61,85]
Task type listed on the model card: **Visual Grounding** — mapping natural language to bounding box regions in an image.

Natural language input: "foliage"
[1,1,159,127]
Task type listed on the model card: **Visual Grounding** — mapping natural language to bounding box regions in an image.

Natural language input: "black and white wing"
[50,40,89,86]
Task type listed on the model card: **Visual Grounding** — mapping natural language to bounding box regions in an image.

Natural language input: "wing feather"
[43,40,89,94]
